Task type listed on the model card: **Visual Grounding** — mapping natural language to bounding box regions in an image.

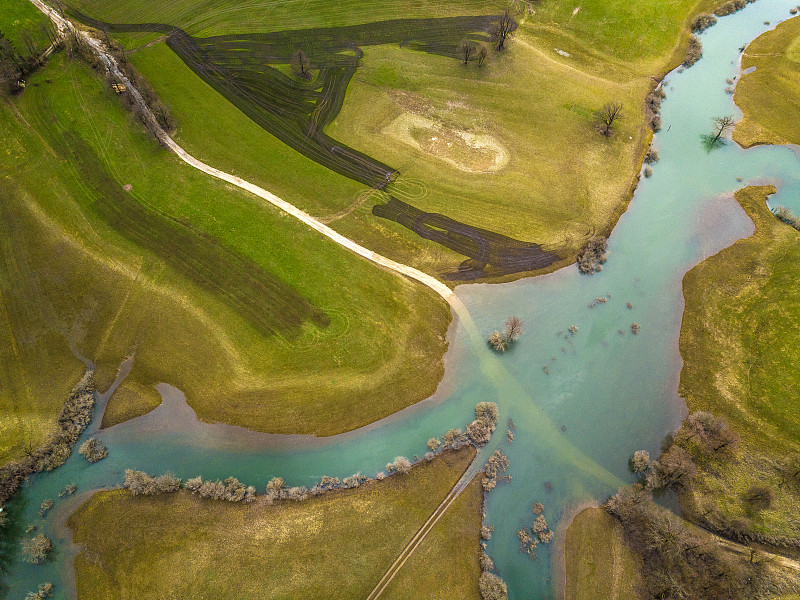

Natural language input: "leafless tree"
[477,44,488,67]
[596,102,624,137]
[504,316,524,341]
[459,40,477,65]
[291,48,311,79]
[711,115,736,144]
[494,10,515,50]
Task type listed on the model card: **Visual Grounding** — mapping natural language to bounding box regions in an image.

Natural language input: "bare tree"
[504,316,524,341]
[291,49,311,79]
[477,43,488,67]
[494,10,515,50]
[711,115,736,144]
[596,102,624,137]
[459,40,477,65]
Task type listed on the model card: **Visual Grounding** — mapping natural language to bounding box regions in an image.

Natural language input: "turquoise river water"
[5,2,800,598]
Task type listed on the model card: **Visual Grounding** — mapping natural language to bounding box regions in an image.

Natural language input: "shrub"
[59,483,77,497]
[22,534,52,564]
[532,502,545,515]
[480,552,494,571]
[577,237,608,274]
[467,419,492,446]
[475,402,499,426]
[488,331,506,352]
[481,524,494,540]
[691,13,718,32]
[391,456,412,474]
[443,428,463,447]
[772,205,800,232]
[265,477,286,504]
[39,499,54,517]
[427,438,441,451]
[715,0,747,17]
[631,450,651,475]
[479,571,508,600]
[124,470,181,495]
[25,582,54,600]
[684,35,703,67]
[342,473,367,488]
[78,438,108,463]
[286,486,308,501]
[643,148,659,164]
[743,485,774,512]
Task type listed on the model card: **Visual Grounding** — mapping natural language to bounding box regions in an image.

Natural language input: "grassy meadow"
[679,186,800,539]
[68,447,480,599]
[0,50,452,466]
[564,507,643,600]
[63,0,732,282]
[733,14,800,148]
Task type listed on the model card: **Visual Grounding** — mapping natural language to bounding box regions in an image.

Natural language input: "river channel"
[5,2,800,598]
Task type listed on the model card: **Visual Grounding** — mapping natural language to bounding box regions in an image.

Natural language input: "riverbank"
[67,446,480,599]
[733,14,800,148]
[678,185,800,547]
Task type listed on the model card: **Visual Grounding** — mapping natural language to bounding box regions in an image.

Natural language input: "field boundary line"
[29,0,462,313]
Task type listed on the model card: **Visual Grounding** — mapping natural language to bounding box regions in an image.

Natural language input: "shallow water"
[6,2,800,598]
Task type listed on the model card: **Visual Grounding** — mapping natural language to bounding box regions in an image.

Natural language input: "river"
[5,1,800,598]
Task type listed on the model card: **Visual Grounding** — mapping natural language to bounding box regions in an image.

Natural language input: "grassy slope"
[100,378,162,428]
[69,0,727,283]
[68,447,477,599]
[679,186,800,538]
[733,15,800,148]
[0,52,451,465]
[564,507,643,600]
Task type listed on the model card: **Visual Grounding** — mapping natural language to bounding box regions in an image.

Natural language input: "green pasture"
[68,447,480,599]
[0,0,51,50]
[0,51,451,466]
[61,0,731,282]
[734,15,800,148]
[679,186,800,538]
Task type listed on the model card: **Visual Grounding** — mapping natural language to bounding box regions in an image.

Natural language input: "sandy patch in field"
[382,112,509,173]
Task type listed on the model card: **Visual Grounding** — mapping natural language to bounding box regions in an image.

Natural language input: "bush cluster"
[606,484,772,600]
[772,205,800,232]
[0,371,95,506]
[691,13,718,33]
[644,87,666,132]
[78,438,108,463]
[124,470,182,496]
[25,582,54,600]
[38,499,54,517]
[715,0,756,17]
[185,476,256,503]
[684,35,703,67]
[482,450,509,491]
[467,402,499,446]
[478,571,508,600]
[21,534,52,564]
[577,237,608,274]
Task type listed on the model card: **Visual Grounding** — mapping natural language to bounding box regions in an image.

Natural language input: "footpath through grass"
[65,0,731,282]
[68,446,479,599]
[679,186,800,541]
[0,51,450,466]
[564,507,643,600]
[734,14,800,148]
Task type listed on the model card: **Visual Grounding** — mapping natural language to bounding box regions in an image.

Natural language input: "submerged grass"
[68,446,478,599]
[733,14,800,148]
[0,52,451,466]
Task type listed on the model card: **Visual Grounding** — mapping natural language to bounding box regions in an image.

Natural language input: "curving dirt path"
[29,0,462,314]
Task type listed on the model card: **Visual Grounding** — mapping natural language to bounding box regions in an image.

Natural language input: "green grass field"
[679,186,800,539]
[0,0,51,50]
[61,0,729,282]
[68,446,480,599]
[0,50,451,466]
[734,15,800,148]
[564,507,643,600]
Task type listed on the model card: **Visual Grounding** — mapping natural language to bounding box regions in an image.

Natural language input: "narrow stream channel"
[5,2,800,598]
